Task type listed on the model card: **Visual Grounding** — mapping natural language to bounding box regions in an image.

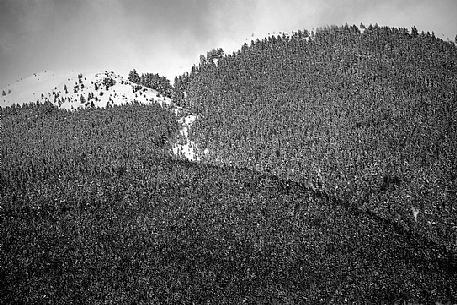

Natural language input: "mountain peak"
[1,70,173,110]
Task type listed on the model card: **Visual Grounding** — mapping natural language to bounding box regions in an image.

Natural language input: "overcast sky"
[0,0,456,86]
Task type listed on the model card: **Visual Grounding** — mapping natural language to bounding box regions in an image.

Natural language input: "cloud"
[0,0,456,87]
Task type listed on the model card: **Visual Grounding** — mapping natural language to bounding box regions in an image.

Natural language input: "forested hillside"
[1,102,456,303]
[177,24,457,250]
[1,24,457,303]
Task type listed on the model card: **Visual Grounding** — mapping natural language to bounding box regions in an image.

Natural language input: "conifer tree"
[128,69,140,83]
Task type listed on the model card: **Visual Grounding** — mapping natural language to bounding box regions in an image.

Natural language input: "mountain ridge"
[1,23,456,303]
[1,70,173,110]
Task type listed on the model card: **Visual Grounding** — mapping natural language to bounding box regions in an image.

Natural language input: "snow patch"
[172,113,202,162]
[1,70,172,110]
[411,206,420,222]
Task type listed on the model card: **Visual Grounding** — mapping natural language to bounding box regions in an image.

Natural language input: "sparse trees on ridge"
[128,69,140,83]
[103,77,116,90]
[127,70,173,98]
[206,48,224,62]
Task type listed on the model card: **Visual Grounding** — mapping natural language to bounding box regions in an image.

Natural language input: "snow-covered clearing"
[1,70,172,110]
[171,113,206,162]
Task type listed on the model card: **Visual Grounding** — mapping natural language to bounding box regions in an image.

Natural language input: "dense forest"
[175,24,457,251]
[1,101,456,303]
[1,24,457,303]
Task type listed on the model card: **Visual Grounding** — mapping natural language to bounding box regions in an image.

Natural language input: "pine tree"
[128,69,140,83]
[200,55,207,66]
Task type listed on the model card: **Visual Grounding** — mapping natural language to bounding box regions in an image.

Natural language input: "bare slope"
[1,70,172,110]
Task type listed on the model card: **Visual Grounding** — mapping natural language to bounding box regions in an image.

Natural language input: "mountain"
[176,24,457,253]
[1,24,456,303]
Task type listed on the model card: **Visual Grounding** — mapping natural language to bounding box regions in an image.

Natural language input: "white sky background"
[0,0,456,87]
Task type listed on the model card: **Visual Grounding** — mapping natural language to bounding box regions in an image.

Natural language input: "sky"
[0,0,456,87]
